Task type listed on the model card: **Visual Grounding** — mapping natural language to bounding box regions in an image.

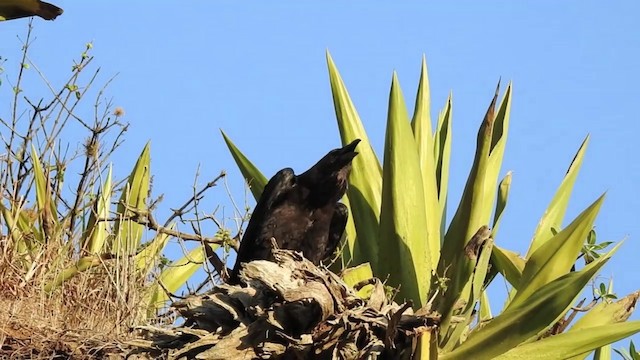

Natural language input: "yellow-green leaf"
[411,55,441,264]
[113,142,151,254]
[527,136,589,256]
[494,321,640,360]
[438,86,505,328]
[378,72,431,307]
[30,145,57,235]
[339,194,361,268]
[492,171,512,235]
[44,255,105,293]
[341,262,373,288]
[146,245,207,313]
[221,130,268,200]
[511,195,605,308]
[442,238,494,351]
[82,164,113,254]
[341,262,374,299]
[327,51,383,270]
[434,94,453,232]
[491,245,525,289]
[31,146,48,217]
[479,291,492,322]
[135,223,176,275]
[442,247,613,360]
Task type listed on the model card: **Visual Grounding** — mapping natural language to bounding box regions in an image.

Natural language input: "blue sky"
[1,1,639,350]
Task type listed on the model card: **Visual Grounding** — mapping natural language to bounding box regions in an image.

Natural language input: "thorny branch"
[117,205,227,246]
[164,171,227,228]
[67,104,126,237]
[122,170,241,281]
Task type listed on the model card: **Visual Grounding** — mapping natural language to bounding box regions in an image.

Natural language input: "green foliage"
[112,142,151,255]
[378,72,432,306]
[616,341,640,360]
[224,53,640,358]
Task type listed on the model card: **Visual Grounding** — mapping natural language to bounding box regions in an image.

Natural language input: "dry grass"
[0,235,153,359]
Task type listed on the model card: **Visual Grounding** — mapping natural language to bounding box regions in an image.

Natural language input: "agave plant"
[222,52,640,358]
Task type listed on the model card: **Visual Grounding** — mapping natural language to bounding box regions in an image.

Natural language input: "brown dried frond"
[132,249,440,359]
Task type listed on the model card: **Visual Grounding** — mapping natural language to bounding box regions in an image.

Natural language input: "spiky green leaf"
[442,245,615,360]
[146,245,207,313]
[378,72,431,306]
[527,136,589,255]
[82,165,112,254]
[221,130,268,200]
[327,51,382,270]
[511,195,605,308]
[113,142,151,254]
[494,322,640,360]
[411,56,441,261]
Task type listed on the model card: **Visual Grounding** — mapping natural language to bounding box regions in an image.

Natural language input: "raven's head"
[299,139,361,203]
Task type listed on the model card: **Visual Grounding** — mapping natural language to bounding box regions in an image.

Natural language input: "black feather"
[229,139,360,283]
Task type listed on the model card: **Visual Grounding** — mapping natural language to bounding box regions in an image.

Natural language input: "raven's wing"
[322,202,349,262]
[229,168,296,282]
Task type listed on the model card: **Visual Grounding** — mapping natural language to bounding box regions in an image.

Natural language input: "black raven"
[229,139,360,283]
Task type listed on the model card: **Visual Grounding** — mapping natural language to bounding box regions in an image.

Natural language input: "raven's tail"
[36,1,63,20]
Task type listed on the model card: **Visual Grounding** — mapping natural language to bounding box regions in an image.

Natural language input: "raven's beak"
[335,139,361,166]
[340,139,361,154]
